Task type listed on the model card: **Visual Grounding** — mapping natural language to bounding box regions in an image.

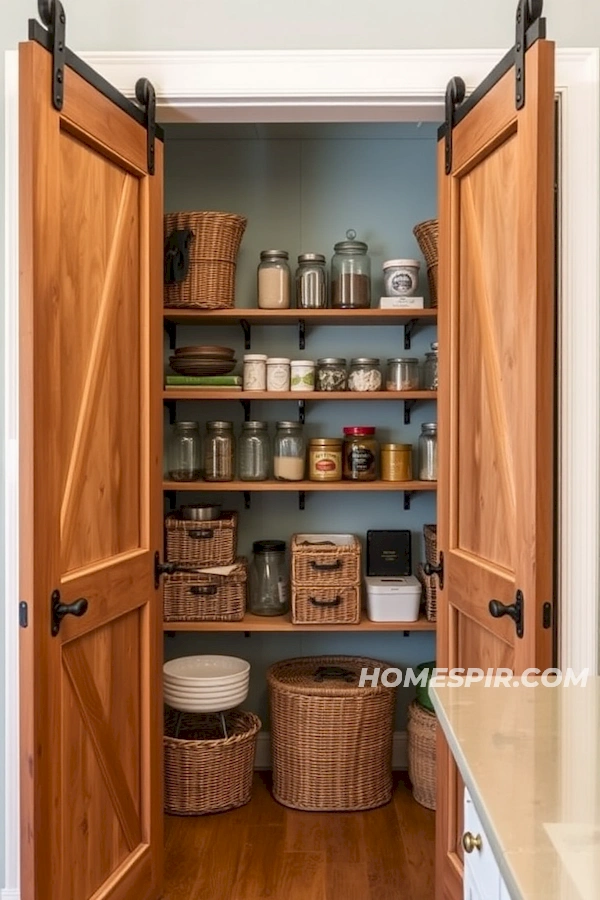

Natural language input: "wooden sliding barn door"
[19,28,163,900]
[435,22,556,900]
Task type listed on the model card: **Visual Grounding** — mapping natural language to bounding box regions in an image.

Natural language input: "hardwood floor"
[164,772,435,900]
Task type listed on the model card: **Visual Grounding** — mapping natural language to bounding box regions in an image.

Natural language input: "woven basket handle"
[309,595,342,608]
[309,559,342,572]
[190,585,218,596]
[164,228,194,284]
[313,665,356,683]
[188,530,213,540]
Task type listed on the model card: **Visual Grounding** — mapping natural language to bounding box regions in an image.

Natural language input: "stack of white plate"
[163,655,250,713]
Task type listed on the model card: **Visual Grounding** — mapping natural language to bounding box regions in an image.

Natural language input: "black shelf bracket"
[165,399,177,425]
[298,491,306,510]
[404,399,416,425]
[240,318,251,350]
[403,491,414,511]
[403,630,410,637]
[243,491,251,510]
[404,319,418,350]
[165,490,177,511]
[38,0,66,111]
[241,400,251,422]
[164,319,177,352]
[298,319,306,351]
[298,399,306,425]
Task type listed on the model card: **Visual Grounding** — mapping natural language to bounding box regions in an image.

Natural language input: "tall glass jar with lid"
[204,421,235,482]
[296,253,327,308]
[248,540,289,616]
[167,421,202,482]
[331,230,372,309]
[273,421,305,481]
[418,423,438,481]
[238,421,270,481]
[423,342,439,390]
[257,250,291,309]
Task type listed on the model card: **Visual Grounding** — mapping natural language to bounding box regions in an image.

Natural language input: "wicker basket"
[164,709,261,815]
[165,511,237,567]
[423,524,438,566]
[291,584,361,625]
[418,564,437,622]
[164,211,247,310]
[407,700,437,810]
[268,656,395,811]
[413,219,439,308]
[291,533,361,585]
[164,558,247,622]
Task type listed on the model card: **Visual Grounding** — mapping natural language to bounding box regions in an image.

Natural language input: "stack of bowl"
[169,345,237,376]
[163,655,250,712]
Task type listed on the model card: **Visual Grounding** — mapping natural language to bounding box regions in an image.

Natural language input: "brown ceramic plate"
[174,345,235,359]
[169,357,237,376]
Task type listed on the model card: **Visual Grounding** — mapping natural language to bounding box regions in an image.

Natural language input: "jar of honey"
[308,438,342,481]
[381,443,413,482]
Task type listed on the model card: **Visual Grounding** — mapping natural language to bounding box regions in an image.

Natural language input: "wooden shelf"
[164,308,437,326]
[163,389,437,401]
[163,479,436,492]
[163,612,436,632]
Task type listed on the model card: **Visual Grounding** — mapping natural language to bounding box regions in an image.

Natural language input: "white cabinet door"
[465,867,487,900]
[464,789,501,900]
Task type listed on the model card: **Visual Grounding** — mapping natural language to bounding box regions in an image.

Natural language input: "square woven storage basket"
[164,709,261,815]
[164,211,247,310]
[165,511,237,567]
[417,564,437,622]
[291,583,361,625]
[163,558,247,622]
[423,524,438,566]
[407,700,437,810]
[291,534,361,586]
[267,656,395,811]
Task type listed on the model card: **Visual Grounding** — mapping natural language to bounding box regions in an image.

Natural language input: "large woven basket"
[165,511,238,567]
[164,211,247,310]
[164,709,261,815]
[407,700,437,810]
[413,219,439,308]
[268,656,395,811]
[291,584,361,625]
[417,564,437,622]
[164,558,247,622]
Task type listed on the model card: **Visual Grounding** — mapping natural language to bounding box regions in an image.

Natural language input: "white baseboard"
[255,730,408,770]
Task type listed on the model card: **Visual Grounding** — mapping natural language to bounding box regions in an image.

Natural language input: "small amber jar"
[309,438,342,481]
[381,443,413,482]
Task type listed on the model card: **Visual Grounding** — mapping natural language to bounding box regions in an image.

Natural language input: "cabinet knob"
[462,831,482,854]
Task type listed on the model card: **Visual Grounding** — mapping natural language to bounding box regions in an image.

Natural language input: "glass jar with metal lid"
[423,342,439,391]
[331,229,372,309]
[273,421,305,481]
[386,358,420,391]
[204,421,235,482]
[418,423,438,481]
[296,253,327,309]
[168,421,202,482]
[248,540,289,616]
[316,358,348,392]
[238,421,270,481]
[348,358,382,392]
[257,250,291,309]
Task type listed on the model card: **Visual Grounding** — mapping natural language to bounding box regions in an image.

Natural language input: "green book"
[165,375,242,386]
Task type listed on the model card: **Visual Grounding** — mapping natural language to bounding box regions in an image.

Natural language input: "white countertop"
[431,679,600,900]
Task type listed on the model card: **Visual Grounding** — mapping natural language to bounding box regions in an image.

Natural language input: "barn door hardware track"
[135,78,157,175]
[37,0,66,110]
[444,77,466,175]
[515,0,544,109]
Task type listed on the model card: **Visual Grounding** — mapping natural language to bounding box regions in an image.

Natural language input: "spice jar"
[423,342,439,391]
[331,230,372,309]
[348,358,382,392]
[386,358,420,391]
[273,421,305,481]
[308,438,342,482]
[316,358,347,392]
[296,253,327,309]
[381,443,413,482]
[290,360,315,392]
[168,421,202,482]
[243,354,267,391]
[248,540,289,616]
[239,421,270,481]
[204,421,235,482]
[343,426,378,481]
[418,423,437,481]
[266,357,291,392]
[257,250,291,309]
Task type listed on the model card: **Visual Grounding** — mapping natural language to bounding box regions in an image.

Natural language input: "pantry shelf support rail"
[298,491,306,510]
[240,399,251,422]
[164,318,177,352]
[404,491,414,511]
[243,491,251,510]
[165,399,176,426]
[298,399,306,425]
[298,318,306,350]
[240,318,251,350]
[404,319,419,350]
[404,399,416,425]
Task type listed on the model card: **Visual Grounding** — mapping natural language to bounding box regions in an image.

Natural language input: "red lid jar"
[342,426,378,481]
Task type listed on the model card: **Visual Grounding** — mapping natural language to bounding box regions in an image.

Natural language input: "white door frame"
[3,46,599,897]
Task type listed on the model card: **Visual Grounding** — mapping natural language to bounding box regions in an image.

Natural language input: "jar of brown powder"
[331,230,372,309]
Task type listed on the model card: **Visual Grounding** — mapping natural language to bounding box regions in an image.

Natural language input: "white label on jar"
[267,363,290,391]
[277,578,289,604]
[244,360,266,391]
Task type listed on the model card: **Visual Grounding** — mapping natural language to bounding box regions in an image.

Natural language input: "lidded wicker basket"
[267,655,396,811]
[164,210,247,310]
[413,219,439,308]
[407,700,437,810]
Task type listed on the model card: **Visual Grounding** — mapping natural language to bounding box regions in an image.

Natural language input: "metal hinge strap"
[515,0,544,110]
[38,0,66,110]
[444,77,466,175]
[135,78,157,175]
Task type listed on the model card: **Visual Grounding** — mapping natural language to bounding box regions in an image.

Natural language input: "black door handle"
[423,552,444,589]
[51,590,89,636]
[488,591,524,639]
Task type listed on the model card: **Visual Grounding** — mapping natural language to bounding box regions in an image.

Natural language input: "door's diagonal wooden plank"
[63,642,141,852]
[462,178,517,521]
[60,173,137,559]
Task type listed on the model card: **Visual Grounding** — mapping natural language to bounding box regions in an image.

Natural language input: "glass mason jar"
[296,253,327,309]
[343,426,378,481]
[238,421,270,481]
[273,421,305,481]
[257,250,291,309]
[348,358,382,392]
[204,421,235,482]
[316,358,347,392]
[386,357,420,391]
[423,342,439,391]
[248,540,289,616]
[167,421,202,482]
[418,423,438,481]
[331,230,372,309]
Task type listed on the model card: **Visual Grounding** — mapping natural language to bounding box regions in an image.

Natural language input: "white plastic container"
[243,354,268,391]
[382,259,421,297]
[365,575,421,622]
[290,360,315,392]
[266,357,291,391]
